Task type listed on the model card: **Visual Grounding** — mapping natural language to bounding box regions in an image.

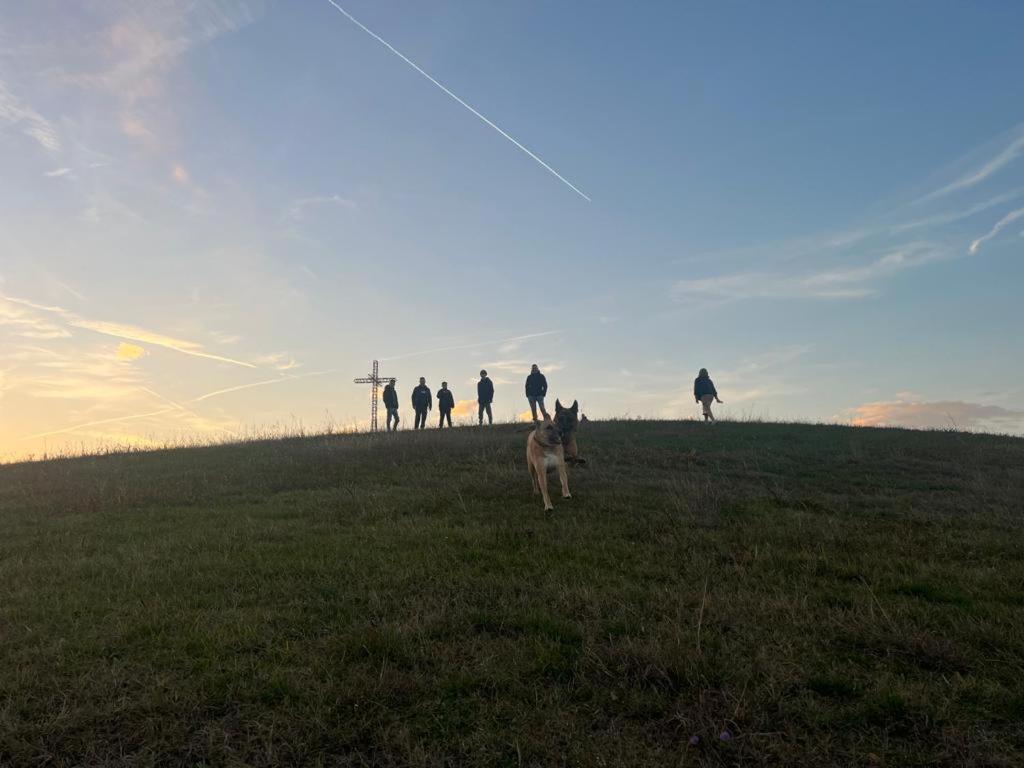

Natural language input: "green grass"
[1,420,1023,766]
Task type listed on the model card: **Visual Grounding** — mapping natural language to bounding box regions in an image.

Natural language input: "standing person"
[694,368,723,422]
[477,369,494,425]
[437,381,455,428]
[525,363,549,422]
[411,377,432,430]
[382,378,400,431]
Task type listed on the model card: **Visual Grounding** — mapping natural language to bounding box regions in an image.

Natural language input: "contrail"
[192,370,336,402]
[24,407,179,440]
[323,0,590,202]
[968,206,1024,254]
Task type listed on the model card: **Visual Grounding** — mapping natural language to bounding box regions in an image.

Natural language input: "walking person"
[694,368,723,422]
[382,378,400,431]
[437,381,455,428]
[525,363,549,422]
[477,369,494,425]
[411,377,432,430]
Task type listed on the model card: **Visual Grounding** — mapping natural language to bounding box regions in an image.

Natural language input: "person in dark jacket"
[694,368,723,422]
[437,381,455,428]
[477,369,494,425]
[411,377,432,429]
[382,378,400,431]
[525,364,549,422]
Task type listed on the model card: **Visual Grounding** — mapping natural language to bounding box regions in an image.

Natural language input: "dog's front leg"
[537,461,554,511]
[558,460,571,500]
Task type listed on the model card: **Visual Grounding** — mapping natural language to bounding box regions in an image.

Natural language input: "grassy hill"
[1,420,1023,767]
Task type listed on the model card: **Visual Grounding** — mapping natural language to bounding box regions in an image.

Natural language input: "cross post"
[353,360,394,432]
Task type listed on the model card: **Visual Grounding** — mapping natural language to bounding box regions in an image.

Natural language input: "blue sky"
[2,0,1023,459]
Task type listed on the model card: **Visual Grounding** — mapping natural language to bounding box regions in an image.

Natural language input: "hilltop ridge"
[1,421,1022,766]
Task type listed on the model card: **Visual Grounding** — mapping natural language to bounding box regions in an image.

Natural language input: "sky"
[2,0,1023,461]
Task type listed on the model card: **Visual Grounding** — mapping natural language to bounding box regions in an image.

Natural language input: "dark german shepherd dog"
[554,399,586,466]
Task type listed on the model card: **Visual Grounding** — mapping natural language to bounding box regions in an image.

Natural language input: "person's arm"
[711,381,722,402]
[428,391,433,410]
[540,375,547,396]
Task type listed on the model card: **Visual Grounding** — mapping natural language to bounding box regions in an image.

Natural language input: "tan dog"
[526,417,571,512]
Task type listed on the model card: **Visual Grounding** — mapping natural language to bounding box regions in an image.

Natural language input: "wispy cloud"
[1,293,255,368]
[381,330,562,362]
[12,348,147,402]
[968,206,1024,254]
[59,0,264,145]
[0,78,60,151]
[44,167,74,178]
[889,190,1023,234]
[323,1,590,202]
[0,296,72,339]
[70,319,255,367]
[672,243,944,302]
[843,399,1024,431]
[284,194,355,221]
[252,353,302,371]
[918,127,1024,203]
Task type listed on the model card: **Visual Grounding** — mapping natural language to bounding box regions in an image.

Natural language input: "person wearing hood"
[525,364,549,422]
[382,378,400,431]
[477,370,494,425]
[694,368,723,422]
[437,381,455,428]
[411,377,432,429]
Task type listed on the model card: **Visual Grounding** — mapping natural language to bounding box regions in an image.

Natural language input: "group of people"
[377,364,724,430]
[379,364,552,431]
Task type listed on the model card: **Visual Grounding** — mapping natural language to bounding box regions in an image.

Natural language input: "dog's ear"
[555,399,563,412]
[571,400,578,413]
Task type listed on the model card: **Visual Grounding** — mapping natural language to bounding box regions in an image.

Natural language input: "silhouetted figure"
[437,381,455,428]
[694,368,723,422]
[411,377,432,429]
[525,363,549,422]
[477,369,494,425]
[382,378,400,431]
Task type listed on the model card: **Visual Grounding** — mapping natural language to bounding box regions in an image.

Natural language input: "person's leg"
[529,397,539,422]
[537,396,549,420]
[478,402,484,425]
[485,403,492,424]
[701,394,715,422]
[446,411,452,427]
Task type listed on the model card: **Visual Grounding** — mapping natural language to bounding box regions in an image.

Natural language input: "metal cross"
[353,359,393,432]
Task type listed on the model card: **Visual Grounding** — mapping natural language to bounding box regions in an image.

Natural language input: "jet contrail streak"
[24,407,179,440]
[323,0,590,202]
[192,370,335,402]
